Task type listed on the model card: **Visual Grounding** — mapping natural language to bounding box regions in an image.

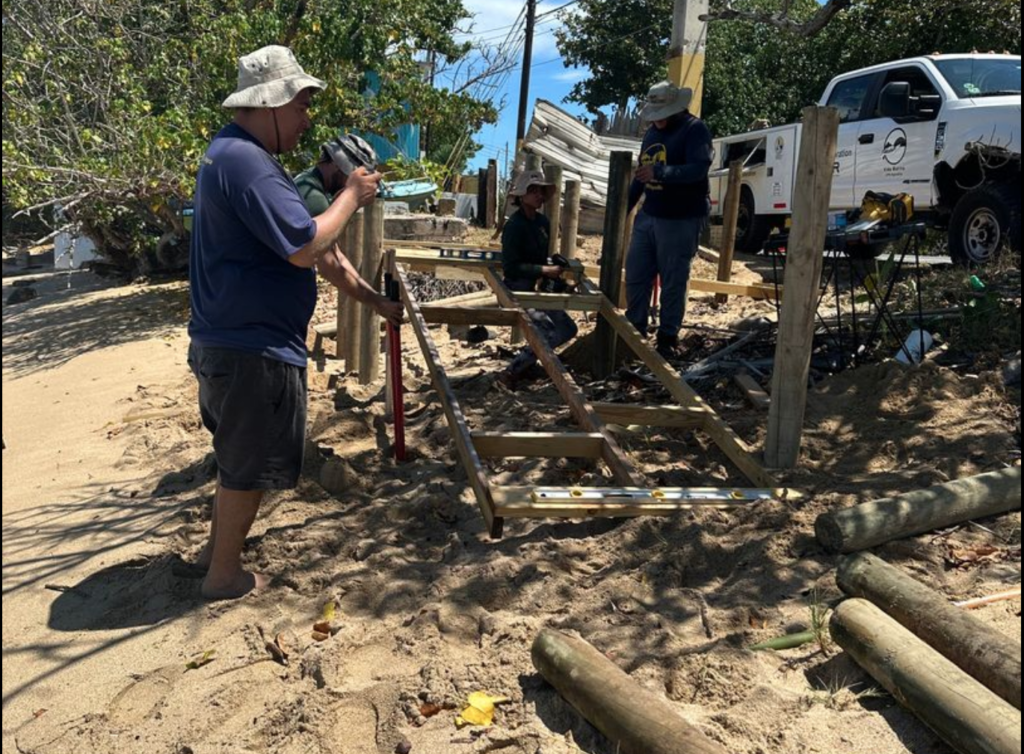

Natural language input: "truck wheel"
[948,183,1019,266]
[735,186,770,254]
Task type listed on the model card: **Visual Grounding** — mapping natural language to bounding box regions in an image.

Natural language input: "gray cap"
[322,134,378,176]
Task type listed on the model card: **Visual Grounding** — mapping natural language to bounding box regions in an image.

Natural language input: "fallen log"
[531,629,728,754]
[831,599,1022,754]
[838,553,1021,709]
[816,467,1021,553]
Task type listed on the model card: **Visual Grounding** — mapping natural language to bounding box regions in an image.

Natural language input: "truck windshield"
[935,58,1021,98]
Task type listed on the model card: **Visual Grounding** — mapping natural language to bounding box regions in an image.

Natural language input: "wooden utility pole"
[595,152,635,379]
[516,0,539,153]
[544,164,564,257]
[359,200,385,385]
[715,160,744,304]
[561,180,582,259]
[343,212,365,374]
[669,0,710,116]
[765,106,839,469]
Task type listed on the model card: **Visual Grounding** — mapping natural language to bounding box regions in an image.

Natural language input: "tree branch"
[702,0,853,37]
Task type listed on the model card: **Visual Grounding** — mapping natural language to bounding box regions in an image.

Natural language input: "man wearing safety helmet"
[186,46,398,600]
[294,134,404,322]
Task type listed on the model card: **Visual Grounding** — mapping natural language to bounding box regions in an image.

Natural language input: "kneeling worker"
[498,170,578,386]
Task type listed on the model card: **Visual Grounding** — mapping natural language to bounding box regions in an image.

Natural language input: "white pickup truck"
[709,54,1021,265]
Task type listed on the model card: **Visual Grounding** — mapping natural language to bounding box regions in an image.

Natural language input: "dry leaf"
[419,703,445,718]
[455,692,511,728]
[946,544,1003,569]
[312,621,332,635]
[311,631,330,642]
[185,650,216,671]
[322,601,337,622]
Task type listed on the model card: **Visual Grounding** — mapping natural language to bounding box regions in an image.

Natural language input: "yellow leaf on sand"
[455,692,510,728]
[322,601,337,622]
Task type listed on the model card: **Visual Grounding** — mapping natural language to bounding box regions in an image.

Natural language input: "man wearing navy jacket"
[626,81,714,359]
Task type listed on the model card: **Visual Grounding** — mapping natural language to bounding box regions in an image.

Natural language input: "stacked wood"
[831,599,1021,754]
[532,629,728,754]
[838,553,1021,709]
[816,467,1022,553]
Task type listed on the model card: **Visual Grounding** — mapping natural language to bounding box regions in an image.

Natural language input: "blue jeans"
[505,279,579,377]
[625,212,707,340]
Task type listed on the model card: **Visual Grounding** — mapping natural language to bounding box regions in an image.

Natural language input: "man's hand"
[541,265,565,280]
[343,167,383,209]
[635,164,656,184]
[374,295,404,328]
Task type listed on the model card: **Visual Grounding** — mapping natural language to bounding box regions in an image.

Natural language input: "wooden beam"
[716,160,744,304]
[516,292,603,312]
[838,553,1021,710]
[472,432,606,459]
[596,151,635,378]
[396,264,501,538]
[591,403,709,429]
[494,487,757,518]
[343,210,365,374]
[420,306,519,327]
[582,263,782,302]
[734,372,771,411]
[359,199,385,385]
[561,179,582,259]
[832,599,1021,754]
[484,268,646,488]
[544,164,564,257]
[426,290,497,308]
[765,106,841,468]
[580,279,776,489]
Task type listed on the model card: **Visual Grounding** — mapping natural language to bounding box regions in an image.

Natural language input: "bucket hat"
[510,169,555,201]
[639,81,694,122]
[222,45,325,109]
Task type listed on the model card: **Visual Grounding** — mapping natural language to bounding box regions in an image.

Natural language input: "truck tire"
[735,186,771,254]
[948,183,1020,266]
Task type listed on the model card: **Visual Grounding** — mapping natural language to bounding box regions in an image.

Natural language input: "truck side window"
[826,75,875,123]
[872,66,941,119]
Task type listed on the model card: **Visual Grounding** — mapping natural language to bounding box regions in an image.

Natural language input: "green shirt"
[501,209,551,285]
[294,167,331,215]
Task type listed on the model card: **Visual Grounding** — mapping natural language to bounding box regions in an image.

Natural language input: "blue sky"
[446,0,592,173]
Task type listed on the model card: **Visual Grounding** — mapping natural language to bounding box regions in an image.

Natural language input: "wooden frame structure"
[393,250,781,539]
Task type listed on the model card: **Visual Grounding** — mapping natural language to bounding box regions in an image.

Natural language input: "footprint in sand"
[106,664,180,726]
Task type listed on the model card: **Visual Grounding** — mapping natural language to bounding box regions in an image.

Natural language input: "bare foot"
[201,571,270,601]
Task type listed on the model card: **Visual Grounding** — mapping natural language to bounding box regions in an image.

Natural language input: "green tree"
[2,0,495,268]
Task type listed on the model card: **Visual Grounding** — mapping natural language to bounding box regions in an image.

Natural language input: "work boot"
[656,332,681,360]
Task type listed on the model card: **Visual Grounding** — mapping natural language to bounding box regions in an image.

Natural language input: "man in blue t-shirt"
[186,45,398,600]
[626,81,713,359]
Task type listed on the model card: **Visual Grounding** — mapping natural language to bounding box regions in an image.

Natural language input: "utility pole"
[423,49,437,158]
[669,0,710,116]
[515,0,539,153]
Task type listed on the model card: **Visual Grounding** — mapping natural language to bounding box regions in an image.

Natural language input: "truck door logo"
[883,128,908,165]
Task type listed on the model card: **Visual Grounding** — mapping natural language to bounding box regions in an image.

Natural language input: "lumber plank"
[516,292,603,312]
[582,263,783,302]
[716,161,744,304]
[471,432,606,459]
[396,264,502,538]
[494,487,758,518]
[838,553,1021,709]
[580,279,776,489]
[832,599,1021,754]
[734,372,771,410]
[420,306,519,327]
[484,268,646,488]
[591,403,709,429]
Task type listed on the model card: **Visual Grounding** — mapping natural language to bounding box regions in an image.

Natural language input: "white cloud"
[552,68,587,83]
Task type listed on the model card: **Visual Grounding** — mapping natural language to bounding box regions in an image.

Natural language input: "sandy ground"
[2,245,1020,754]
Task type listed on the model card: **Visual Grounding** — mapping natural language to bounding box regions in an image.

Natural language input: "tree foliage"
[2,0,496,267]
[556,0,1022,137]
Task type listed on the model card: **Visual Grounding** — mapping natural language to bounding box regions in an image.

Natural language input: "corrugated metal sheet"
[523,100,643,211]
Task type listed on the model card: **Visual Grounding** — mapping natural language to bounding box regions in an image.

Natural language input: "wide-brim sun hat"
[510,169,556,201]
[222,45,326,109]
[639,81,694,122]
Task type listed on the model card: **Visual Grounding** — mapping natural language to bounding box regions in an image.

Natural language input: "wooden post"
[838,553,1021,709]
[817,467,1022,553]
[765,106,840,469]
[525,153,542,172]
[532,629,729,754]
[831,599,1022,754]
[544,164,564,257]
[595,151,635,379]
[715,160,744,305]
[343,211,365,374]
[485,159,498,230]
[561,179,582,259]
[359,200,385,385]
